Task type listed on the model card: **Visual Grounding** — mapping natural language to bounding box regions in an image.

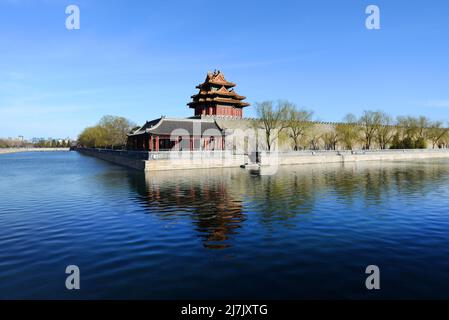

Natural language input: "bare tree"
[322,131,339,150]
[359,111,382,149]
[308,131,322,150]
[417,116,430,140]
[336,114,360,150]
[255,100,290,151]
[285,105,313,150]
[396,115,430,149]
[428,121,449,149]
[376,112,395,149]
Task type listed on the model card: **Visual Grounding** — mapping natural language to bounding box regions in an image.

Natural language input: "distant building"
[127,70,250,151]
[31,137,45,144]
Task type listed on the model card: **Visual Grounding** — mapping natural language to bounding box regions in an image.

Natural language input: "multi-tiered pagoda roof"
[126,70,250,152]
[188,70,250,118]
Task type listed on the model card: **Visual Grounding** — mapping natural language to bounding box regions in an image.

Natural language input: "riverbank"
[77,148,245,171]
[260,149,449,166]
[77,148,449,171]
[0,148,70,155]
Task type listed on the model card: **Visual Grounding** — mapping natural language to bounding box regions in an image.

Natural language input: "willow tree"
[376,112,395,149]
[359,111,382,150]
[428,122,449,149]
[255,100,290,151]
[322,131,339,150]
[417,116,430,140]
[78,126,108,148]
[335,114,360,150]
[78,115,136,149]
[441,131,449,148]
[396,116,430,149]
[98,115,136,149]
[307,126,322,151]
[285,105,313,151]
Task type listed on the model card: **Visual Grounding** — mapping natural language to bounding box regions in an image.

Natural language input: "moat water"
[1,151,449,299]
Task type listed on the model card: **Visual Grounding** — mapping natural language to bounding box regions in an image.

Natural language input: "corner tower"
[188,70,250,118]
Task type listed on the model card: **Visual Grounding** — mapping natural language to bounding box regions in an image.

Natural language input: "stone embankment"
[77,148,449,171]
[0,148,70,155]
[259,149,449,166]
[77,148,246,171]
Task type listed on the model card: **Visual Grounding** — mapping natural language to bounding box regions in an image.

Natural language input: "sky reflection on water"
[1,152,449,299]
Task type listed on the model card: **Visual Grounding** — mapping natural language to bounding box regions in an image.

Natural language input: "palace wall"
[259,149,449,166]
[77,148,246,171]
[78,147,449,172]
[214,118,442,152]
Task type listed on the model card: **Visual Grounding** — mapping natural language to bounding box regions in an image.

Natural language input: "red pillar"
[149,136,153,151]
[155,136,160,152]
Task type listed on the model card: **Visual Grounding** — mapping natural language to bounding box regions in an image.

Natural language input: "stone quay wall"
[0,148,70,155]
[78,148,449,171]
[77,148,246,171]
[77,148,148,170]
[259,149,449,166]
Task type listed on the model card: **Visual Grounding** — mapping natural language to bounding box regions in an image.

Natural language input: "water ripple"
[1,153,449,298]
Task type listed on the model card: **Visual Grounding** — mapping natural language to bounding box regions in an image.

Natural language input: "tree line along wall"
[215,119,449,152]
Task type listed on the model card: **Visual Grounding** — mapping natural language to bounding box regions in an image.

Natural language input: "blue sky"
[1,0,449,139]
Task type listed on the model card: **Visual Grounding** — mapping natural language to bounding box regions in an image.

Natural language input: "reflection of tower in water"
[130,169,246,250]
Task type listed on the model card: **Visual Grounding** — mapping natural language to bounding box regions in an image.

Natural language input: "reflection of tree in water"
[124,160,449,248]
[322,161,449,206]
[242,161,449,226]
[322,165,363,205]
[391,163,448,196]
[127,169,246,249]
[322,165,391,206]
[243,173,317,227]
